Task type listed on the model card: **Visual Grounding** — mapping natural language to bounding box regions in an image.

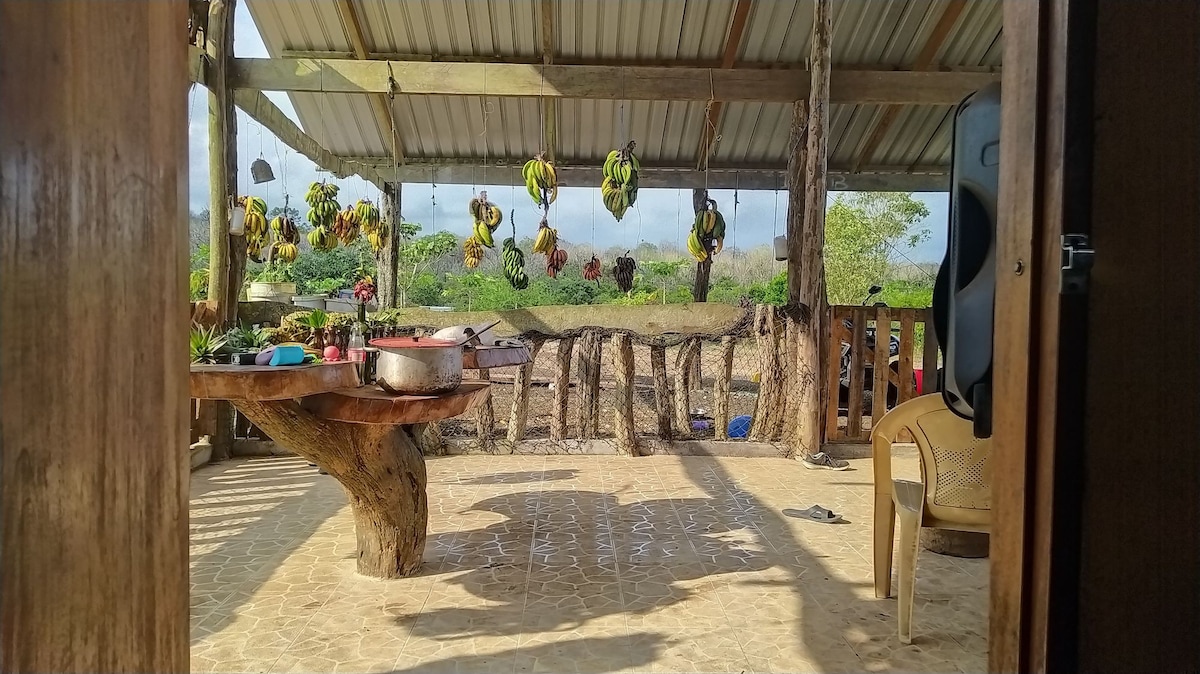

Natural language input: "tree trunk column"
[235,399,428,578]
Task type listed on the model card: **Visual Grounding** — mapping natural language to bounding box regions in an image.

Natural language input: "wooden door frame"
[991,0,1096,671]
[992,1,1200,672]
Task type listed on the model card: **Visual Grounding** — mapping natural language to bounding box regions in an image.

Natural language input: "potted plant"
[189,324,227,364]
[295,309,330,351]
[248,261,296,303]
[292,277,343,310]
[225,323,273,353]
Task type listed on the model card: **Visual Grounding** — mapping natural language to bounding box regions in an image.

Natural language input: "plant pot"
[291,295,328,310]
[325,297,357,314]
[248,281,297,303]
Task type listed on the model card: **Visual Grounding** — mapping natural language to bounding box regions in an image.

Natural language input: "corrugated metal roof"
[244,0,1003,183]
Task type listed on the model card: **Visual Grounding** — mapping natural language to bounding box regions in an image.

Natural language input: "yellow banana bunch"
[472,219,495,248]
[463,236,485,268]
[522,154,558,208]
[532,221,559,254]
[687,231,708,262]
[366,221,389,254]
[600,141,639,221]
[306,227,337,252]
[273,241,300,263]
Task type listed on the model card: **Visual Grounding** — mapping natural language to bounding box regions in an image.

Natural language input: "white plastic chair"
[871,394,992,643]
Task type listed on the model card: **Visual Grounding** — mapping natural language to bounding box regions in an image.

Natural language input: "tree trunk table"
[190,363,489,578]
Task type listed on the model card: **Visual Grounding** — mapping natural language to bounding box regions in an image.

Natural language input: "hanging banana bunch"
[354,199,389,254]
[468,192,501,249]
[332,206,362,246]
[269,212,301,263]
[601,141,640,221]
[582,255,603,285]
[687,200,727,262]
[501,237,529,290]
[304,182,341,251]
[463,236,485,268]
[241,196,269,261]
[612,252,636,293]
[522,154,558,208]
[531,218,559,255]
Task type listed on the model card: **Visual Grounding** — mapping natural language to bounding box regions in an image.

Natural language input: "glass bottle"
[347,302,367,369]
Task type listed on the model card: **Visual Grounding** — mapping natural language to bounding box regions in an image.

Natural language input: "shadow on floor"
[189,457,344,641]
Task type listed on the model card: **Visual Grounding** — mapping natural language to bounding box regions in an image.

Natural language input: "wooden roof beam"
[334,0,406,165]
[348,159,949,192]
[229,57,998,105]
[697,0,755,170]
[852,0,968,172]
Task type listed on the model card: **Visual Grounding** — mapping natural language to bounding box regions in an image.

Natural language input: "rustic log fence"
[204,304,936,456]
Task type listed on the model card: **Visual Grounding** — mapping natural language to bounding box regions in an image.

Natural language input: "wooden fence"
[196,303,938,455]
[825,306,938,443]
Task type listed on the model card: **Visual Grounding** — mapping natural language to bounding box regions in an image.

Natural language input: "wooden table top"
[299,381,491,425]
[189,362,361,401]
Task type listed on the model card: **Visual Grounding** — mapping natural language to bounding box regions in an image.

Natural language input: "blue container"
[268,344,306,366]
[727,415,753,439]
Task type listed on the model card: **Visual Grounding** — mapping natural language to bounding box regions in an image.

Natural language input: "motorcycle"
[837,285,911,414]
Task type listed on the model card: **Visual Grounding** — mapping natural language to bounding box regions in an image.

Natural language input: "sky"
[186,3,949,265]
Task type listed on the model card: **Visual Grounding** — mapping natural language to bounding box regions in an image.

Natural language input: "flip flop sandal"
[783,506,844,523]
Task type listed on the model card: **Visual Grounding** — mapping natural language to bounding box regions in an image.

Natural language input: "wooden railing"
[197,303,937,457]
[824,306,938,443]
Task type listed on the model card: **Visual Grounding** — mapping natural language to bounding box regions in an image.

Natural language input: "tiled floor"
[190,454,987,673]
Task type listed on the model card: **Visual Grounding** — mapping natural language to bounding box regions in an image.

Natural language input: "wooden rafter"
[540,0,555,161]
[334,0,406,165]
[697,0,754,170]
[278,48,999,74]
[229,57,997,105]
[349,159,948,192]
[852,0,968,172]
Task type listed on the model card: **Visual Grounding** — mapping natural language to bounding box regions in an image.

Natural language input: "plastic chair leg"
[896,506,922,644]
[873,492,896,598]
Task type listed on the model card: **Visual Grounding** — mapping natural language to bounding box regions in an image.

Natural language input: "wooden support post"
[713,336,736,440]
[507,338,544,443]
[650,344,673,439]
[576,331,602,440]
[550,337,575,441]
[793,0,832,456]
[846,309,868,440]
[377,183,401,308]
[474,368,495,452]
[785,101,808,306]
[611,333,637,456]
[825,306,845,441]
[205,0,238,462]
[0,1,190,668]
[750,306,785,441]
[673,338,702,438]
[897,310,917,403]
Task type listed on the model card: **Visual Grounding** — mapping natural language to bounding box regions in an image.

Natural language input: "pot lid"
[369,336,460,349]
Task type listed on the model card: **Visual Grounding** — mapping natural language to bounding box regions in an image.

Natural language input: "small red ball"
[323,345,341,361]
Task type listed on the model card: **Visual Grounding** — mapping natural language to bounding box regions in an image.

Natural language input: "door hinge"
[1061,234,1095,295]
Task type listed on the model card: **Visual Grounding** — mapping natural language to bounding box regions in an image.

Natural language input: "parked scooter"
[837,285,908,414]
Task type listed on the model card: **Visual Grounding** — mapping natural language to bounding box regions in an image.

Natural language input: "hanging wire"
[732,172,739,251]
[591,185,597,254]
[675,188,682,244]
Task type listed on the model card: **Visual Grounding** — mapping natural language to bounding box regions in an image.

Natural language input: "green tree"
[396,225,457,307]
[640,259,689,305]
[824,192,930,305]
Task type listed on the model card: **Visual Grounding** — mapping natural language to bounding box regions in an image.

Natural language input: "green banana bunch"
[600,141,639,221]
[303,182,340,231]
[355,199,382,236]
[688,204,727,260]
[501,237,529,290]
[522,154,558,208]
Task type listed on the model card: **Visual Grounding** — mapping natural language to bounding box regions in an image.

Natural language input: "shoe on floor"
[801,452,850,471]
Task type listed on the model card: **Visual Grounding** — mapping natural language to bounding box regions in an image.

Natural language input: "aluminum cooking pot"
[369,336,463,395]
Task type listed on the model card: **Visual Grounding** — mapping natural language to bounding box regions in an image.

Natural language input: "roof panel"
[243,0,1002,183]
